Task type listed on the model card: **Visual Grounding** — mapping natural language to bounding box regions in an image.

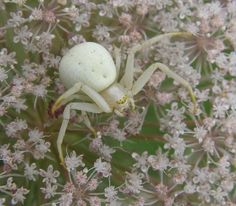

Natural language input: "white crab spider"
[51,32,196,164]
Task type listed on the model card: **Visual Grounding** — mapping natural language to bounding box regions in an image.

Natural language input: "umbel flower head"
[0,0,236,205]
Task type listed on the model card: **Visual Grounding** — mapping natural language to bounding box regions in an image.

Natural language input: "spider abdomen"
[59,42,117,92]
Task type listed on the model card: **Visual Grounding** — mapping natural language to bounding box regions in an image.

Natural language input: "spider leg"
[114,46,121,81]
[60,95,97,134]
[57,102,103,165]
[52,81,112,165]
[131,62,196,107]
[60,94,92,106]
[81,84,112,113]
[120,32,193,89]
[52,81,112,115]
[81,111,96,135]
[52,82,83,114]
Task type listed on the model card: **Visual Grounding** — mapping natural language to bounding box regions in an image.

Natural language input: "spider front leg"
[114,46,121,81]
[52,81,112,165]
[57,102,103,165]
[52,82,112,115]
[120,32,193,89]
[131,62,196,111]
[51,82,83,114]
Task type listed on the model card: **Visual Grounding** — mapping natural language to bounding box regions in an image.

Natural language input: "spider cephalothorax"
[52,32,196,164]
[100,83,134,116]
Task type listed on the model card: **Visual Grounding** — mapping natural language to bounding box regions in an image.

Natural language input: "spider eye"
[116,95,128,105]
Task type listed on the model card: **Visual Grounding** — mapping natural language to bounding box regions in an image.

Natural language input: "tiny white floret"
[59,42,116,92]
